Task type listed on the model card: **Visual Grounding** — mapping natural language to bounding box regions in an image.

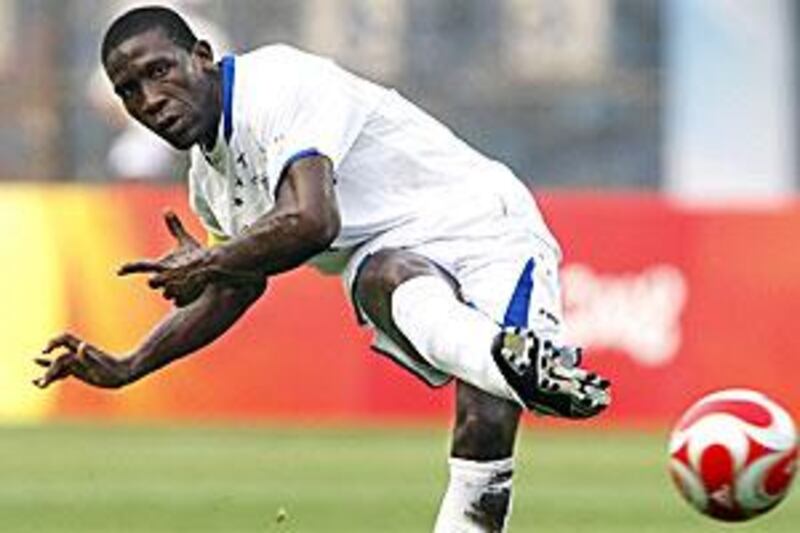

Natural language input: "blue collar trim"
[221,55,235,143]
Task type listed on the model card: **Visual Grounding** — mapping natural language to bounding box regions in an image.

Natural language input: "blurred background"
[3,0,798,198]
[1,1,798,532]
[0,0,660,186]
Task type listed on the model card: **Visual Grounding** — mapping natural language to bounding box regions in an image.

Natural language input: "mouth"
[156,115,182,135]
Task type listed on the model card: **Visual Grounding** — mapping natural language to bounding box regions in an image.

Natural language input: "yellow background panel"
[0,188,65,421]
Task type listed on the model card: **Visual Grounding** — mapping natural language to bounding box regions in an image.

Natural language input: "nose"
[140,82,166,118]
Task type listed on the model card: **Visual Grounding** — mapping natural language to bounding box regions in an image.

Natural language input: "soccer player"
[33,7,610,532]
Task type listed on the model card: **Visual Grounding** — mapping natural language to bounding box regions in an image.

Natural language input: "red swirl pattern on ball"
[699,444,747,521]
[676,399,773,431]
[745,437,776,466]
[669,391,797,523]
[764,447,798,496]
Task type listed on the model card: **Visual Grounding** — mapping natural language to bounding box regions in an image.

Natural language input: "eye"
[115,82,137,101]
[149,62,170,80]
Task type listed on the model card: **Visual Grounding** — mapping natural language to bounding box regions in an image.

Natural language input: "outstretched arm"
[34,210,266,390]
[127,280,265,381]
[33,274,265,390]
[34,155,337,389]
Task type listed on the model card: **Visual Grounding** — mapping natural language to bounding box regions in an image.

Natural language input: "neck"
[199,65,223,151]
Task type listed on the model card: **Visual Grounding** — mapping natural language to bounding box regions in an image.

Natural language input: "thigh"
[352,248,458,363]
[452,380,522,460]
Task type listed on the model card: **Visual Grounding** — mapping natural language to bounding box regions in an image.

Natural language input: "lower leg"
[434,382,521,533]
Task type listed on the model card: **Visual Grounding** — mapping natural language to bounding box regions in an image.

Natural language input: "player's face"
[104,29,219,150]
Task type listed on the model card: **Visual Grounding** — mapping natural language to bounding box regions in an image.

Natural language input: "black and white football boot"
[491,327,611,418]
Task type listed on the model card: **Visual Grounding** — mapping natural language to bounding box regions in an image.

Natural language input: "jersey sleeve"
[262,50,377,185]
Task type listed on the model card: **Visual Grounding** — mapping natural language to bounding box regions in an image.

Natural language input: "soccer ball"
[668,389,798,522]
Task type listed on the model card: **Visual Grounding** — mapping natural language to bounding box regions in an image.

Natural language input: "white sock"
[434,457,515,533]
[391,276,516,403]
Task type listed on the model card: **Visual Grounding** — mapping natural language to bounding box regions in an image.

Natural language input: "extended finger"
[33,354,74,388]
[42,333,80,354]
[118,260,166,276]
[34,357,52,368]
[164,211,197,245]
[34,369,67,389]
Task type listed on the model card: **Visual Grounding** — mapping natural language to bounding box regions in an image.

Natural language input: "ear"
[192,40,215,66]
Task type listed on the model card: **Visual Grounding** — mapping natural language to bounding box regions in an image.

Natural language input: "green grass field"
[0,424,797,532]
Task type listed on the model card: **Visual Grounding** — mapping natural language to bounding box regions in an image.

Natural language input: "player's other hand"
[118,210,213,307]
[33,333,131,389]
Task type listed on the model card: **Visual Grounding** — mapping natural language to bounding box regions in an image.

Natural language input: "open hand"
[118,210,215,307]
[33,333,131,389]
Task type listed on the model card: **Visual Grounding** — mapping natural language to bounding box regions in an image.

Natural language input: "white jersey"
[188,44,559,271]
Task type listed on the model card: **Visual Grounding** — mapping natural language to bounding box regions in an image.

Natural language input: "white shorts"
[339,184,567,387]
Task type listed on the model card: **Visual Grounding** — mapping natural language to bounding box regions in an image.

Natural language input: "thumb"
[163,210,196,244]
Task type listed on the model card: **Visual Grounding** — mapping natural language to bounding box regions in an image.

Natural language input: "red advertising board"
[3,186,799,426]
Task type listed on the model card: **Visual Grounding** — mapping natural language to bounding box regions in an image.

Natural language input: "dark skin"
[104,28,221,150]
[34,28,519,468]
[34,28,339,389]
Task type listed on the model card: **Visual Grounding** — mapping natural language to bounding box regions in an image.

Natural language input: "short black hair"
[102,6,198,64]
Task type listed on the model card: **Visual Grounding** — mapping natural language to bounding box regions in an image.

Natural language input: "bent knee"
[355,249,446,302]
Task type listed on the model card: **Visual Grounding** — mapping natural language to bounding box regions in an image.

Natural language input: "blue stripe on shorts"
[502,258,535,328]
